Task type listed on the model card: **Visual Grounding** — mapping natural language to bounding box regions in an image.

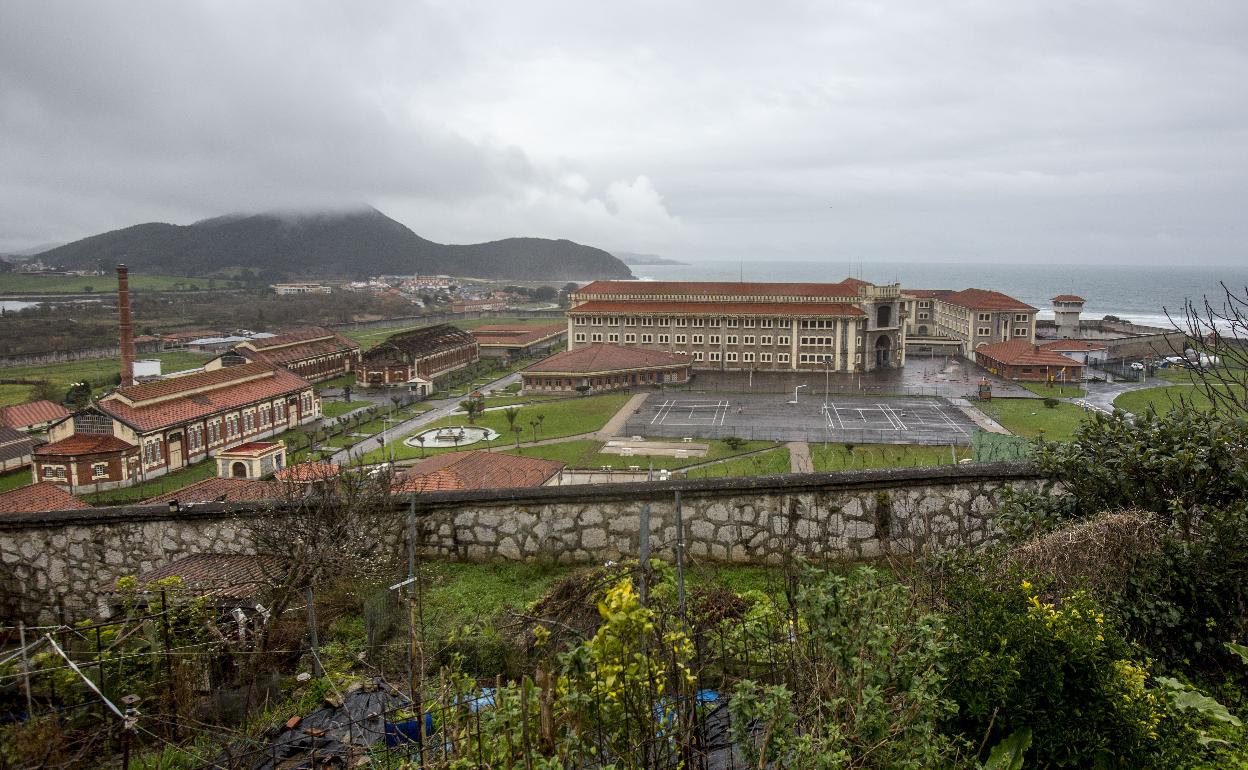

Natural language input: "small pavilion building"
[974,340,1085,383]
[521,344,691,395]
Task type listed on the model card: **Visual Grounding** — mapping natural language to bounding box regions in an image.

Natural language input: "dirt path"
[787,441,813,473]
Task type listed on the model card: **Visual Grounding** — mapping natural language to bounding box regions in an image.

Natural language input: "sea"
[630,261,1248,328]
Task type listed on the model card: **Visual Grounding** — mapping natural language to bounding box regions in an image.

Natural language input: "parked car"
[1129,361,1145,371]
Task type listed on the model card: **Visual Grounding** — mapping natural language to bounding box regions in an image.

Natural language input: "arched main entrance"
[874,335,892,368]
[231,461,248,478]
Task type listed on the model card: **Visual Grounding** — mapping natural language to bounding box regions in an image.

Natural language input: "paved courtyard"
[620,391,979,446]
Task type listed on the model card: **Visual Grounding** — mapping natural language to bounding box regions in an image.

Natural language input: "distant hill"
[35,207,634,281]
[613,251,688,266]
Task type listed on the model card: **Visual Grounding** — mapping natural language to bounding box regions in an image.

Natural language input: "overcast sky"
[2,1,1246,264]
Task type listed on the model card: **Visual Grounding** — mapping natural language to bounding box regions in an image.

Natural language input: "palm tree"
[416,434,427,458]
[504,407,521,446]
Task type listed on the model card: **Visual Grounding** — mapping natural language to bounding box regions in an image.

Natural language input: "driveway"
[325,372,523,465]
[1079,376,1169,413]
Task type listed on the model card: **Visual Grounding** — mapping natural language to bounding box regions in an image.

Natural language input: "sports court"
[622,392,978,445]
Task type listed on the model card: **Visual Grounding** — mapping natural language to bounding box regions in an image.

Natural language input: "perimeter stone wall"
[0,463,1049,623]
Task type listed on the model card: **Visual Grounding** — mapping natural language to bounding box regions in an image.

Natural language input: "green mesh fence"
[971,430,1033,462]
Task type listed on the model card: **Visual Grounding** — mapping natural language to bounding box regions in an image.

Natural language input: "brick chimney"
[117,264,135,387]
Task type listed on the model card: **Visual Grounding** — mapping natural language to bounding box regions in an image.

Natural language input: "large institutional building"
[567,280,906,372]
[566,280,1039,371]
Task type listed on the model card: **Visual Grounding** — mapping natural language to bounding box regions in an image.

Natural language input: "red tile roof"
[275,462,341,483]
[394,451,564,492]
[0,482,89,513]
[0,400,72,431]
[941,289,1037,312]
[1038,340,1107,352]
[98,363,311,432]
[35,434,135,456]
[217,441,283,456]
[238,337,358,368]
[568,300,865,317]
[143,477,284,505]
[524,344,690,375]
[575,280,864,298]
[976,340,1083,368]
[1051,295,1086,303]
[471,324,566,346]
[136,554,280,600]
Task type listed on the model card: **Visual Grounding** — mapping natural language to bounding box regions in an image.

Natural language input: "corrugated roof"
[394,451,564,492]
[574,280,863,298]
[362,324,477,362]
[136,554,280,600]
[0,400,72,430]
[0,426,34,465]
[524,344,690,374]
[976,340,1083,367]
[0,482,89,513]
[568,300,865,317]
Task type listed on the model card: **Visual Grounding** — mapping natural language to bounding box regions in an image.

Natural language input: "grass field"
[1113,383,1245,415]
[340,317,562,351]
[320,400,365,419]
[505,437,781,471]
[83,459,217,505]
[0,350,214,406]
[358,393,632,464]
[1019,382,1086,398]
[683,447,791,478]
[976,397,1089,441]
[810,443,969,472]
[0,273,215,294]
[0,468,32,493]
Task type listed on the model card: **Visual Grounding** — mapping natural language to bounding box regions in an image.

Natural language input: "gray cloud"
[1,0,1245,264]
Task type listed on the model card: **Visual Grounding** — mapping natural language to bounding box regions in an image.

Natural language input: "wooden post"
[305,587,323,677]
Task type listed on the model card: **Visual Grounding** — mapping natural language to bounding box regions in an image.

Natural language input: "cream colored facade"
[567,281,907,372]
[901,290,1037,355]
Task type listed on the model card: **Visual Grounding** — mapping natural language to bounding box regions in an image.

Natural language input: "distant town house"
[34,362,320,493]
[451,297,507,313]
[271,282,332,295]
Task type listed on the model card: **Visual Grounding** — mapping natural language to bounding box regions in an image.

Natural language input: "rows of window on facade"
[356,324,480,394]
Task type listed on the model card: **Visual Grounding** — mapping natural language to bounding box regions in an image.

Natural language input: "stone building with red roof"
[901,288,1038,354]
[357,324,479,390]
[33,362,319,493]
[567,279,905,372]
[210,326,360,383]
[470,323,566,359]
[522,344,691,394]
[974,340,1084,383]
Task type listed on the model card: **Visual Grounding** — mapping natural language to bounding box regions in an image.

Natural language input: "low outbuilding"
[521,344,691,395]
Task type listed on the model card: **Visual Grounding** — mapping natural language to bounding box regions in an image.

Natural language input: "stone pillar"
[790,319,800,369]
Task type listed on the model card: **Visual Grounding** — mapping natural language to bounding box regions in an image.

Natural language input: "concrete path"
[1079,378,1166,413]
[327,372,522,465]
[594,393,651,440]
[787,441,813,473]
[947,397,1011,435]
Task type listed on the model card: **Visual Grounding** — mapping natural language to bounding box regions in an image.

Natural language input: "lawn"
[419,561,575,650]
[0,468,32,493]
[976,397,1089,442]
[0,273,213,294]
[450,316,564,331]
[505,438,782,471]
[0,350,214,406]
[1113,383,1245,415]
[683,447,791,479]
[810,443,969,472]
[321,400,366,419]
[83,459,217,505]
[1019,382,1086,399]
[358,393,633,464]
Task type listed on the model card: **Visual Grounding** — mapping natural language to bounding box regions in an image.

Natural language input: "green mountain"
[35,207,634,281]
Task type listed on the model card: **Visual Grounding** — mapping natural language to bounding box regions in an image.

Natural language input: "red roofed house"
[901,288,1038,354]
[0,399,73,435]
[470,324,567,360]
[567,280,905,371]
[522,344,691,394]
[33,362,320,493]
[393,450,564,493]
[211,326,360,383]
[1037,339,1108,367]
[0,481,88,514]
[974,340,1084,383]
[357,324,479,392]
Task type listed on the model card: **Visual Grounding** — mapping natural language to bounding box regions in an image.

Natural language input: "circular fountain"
[404,426,500,449]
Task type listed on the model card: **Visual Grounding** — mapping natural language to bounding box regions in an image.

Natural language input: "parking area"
[621,392,979,445]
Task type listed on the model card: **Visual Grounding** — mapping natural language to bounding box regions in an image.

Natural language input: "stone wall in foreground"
[0,463,1048,622]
